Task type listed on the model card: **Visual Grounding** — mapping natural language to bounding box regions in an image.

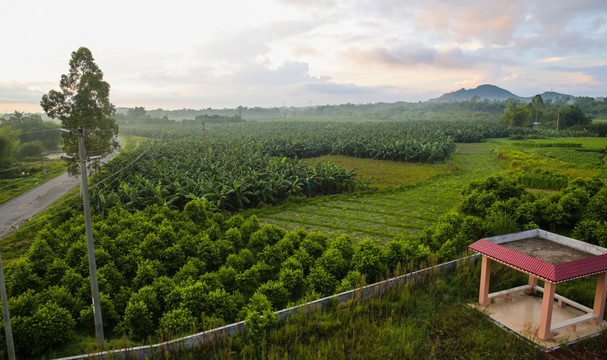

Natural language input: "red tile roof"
[469,239,607,283]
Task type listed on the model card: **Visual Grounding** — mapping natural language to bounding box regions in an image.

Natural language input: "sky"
[1,0,606,113]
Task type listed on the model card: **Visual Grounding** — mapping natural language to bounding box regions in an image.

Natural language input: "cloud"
[305,82,373,95]
[235,62,318,86]
[415,0,525,45]
[343,44,482,69]
[0,82,52,104]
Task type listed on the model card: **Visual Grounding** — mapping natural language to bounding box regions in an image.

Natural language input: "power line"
[9,128,61,136]
[0,131,165,237]
[0,163,41,174]
[0,193,82,237]
[89,130,166,191]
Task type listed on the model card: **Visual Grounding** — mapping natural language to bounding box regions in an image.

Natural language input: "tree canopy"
[41,47,118,172]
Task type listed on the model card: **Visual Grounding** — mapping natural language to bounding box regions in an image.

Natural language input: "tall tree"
[531,94,544,124]
[499,103,532,127]
[41,47,118,173]
[559,105,592,128]
[125,107,146,124]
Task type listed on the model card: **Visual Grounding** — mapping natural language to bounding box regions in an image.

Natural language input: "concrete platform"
[471,289,606,348]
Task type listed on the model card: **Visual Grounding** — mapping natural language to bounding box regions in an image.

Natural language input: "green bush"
[573,220,607,247]
[21,302,75,356]
[158,308,196,338]
[352,238,387,283]
[307,266,338,297]
[18,140,45,159]
[120,300,154,341]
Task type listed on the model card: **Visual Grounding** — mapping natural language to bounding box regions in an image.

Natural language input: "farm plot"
[261,142,507,244]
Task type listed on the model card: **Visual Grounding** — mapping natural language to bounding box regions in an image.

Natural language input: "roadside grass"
[260,142,507,244]
[0,186,81,262]
[170,260,541,360]
[0,159,66,204]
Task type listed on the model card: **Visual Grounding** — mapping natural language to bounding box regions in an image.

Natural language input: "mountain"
[523,91,574,103]
[429,84,520,102]
[429,84,578,103]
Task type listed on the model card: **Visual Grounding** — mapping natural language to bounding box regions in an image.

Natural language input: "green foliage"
[256,280,290,310]
[183,199,209,224]
[120,300,154,341]
[41,47,118,175]
[14,302,76,356]
[338,270,366,292]
[559,105,592,128]
[573,220,607,247]
[2,112,60,151]
[158,308,196,338]
[18,140,46,159]
[352,238,387,283]
[279,267,306,301]
[0,125,21,170]
[458,175,607,236]
[584,187,607,221]
[244,293,278,345]
[307,266,338,297]
[187,263,538,359]
[500,103,532,127]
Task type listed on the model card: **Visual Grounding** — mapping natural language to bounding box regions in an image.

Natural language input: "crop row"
[92,140,359,213]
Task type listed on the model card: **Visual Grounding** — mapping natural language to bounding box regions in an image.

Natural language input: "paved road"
[0,172,80,237]
[0,139,122,238]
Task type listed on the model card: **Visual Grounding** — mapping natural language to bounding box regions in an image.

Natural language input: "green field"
[304,155,456,189]
[259,138,605,244]
[260,143,506,244]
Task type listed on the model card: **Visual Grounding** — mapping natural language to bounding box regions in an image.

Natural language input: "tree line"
[0,112,61,174]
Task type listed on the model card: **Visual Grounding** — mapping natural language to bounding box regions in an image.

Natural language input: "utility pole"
[40,152,45,176]
[60,128,104,347]
[0,250,16,360]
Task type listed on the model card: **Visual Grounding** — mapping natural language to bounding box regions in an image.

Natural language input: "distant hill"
[429,84,575,103]
[429,84,519,102]
[521,91,574,103]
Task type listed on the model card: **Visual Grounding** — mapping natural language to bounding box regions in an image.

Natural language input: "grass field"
[304,155,456,189]
[259,138,605,245]
[260,143,507,244]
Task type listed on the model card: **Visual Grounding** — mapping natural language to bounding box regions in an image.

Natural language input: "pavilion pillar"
[525,275,537,294]
[479,255,491,307]
[538,281,556,340]
[590,272,607,325]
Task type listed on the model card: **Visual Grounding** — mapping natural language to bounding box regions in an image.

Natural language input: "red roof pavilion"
[468,229,607,341]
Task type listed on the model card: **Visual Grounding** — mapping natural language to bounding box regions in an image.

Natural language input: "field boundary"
[57,254,481,360]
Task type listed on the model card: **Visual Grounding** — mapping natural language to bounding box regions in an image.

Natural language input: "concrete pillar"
[479,255,491,307]
[538,281,556,340]
[590,272,607,325]
[525,275,537,294]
